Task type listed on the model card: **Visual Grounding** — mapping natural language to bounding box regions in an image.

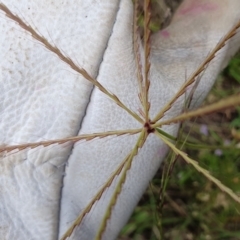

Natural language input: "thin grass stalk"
[0,128,142,154]
[60,133,145,240]
[95,129,148,239]
[152,19,240,124]
[152,94,240,128]
[143,0,151,121]
[155,131,240,204]
[0,3,144,124]
[133,0,144,116]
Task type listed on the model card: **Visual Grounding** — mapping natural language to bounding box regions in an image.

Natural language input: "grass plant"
[0,1,240,239]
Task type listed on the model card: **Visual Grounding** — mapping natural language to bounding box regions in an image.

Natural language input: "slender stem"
[155,131,240,204]
[95,129,148,239]
[0,128,142,153]
[152,94,240,128]
[151,19,240,124]
[0,3,144,124]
